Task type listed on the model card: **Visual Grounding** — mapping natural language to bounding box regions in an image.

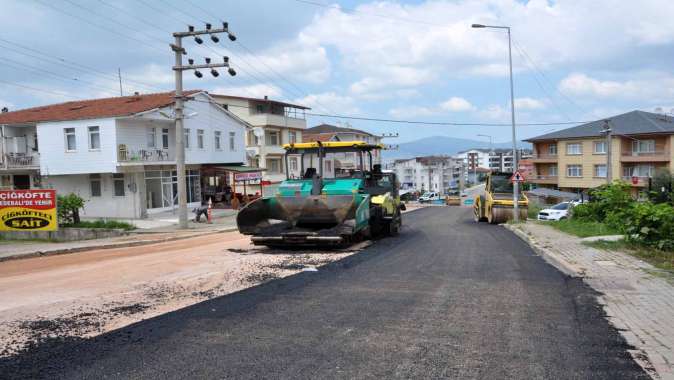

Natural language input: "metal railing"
[621,150,669,157]
[117,145,174,162]
[532,175,558,181]
[4,153,39,168]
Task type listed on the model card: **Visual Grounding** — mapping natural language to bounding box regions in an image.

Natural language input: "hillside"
[383,136,531,161]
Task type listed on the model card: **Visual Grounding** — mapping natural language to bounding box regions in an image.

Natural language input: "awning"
[210,165,266,173]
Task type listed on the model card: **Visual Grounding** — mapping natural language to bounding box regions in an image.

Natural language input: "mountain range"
[383,136,532,161]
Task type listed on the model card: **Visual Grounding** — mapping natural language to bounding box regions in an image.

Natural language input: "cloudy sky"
[2,0,674,143]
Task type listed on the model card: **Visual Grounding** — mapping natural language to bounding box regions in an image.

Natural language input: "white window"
[90,174,102,197]
[266,131,279,146]
[64,128,76,151]
[184,128,190,149]
[549,165,558,176]
[214,131,222,150]
[88,126,100,150]
[594,164,607,178]
[624,164,654,178]
[548,144,557,155]
[267,158,282,173]
[566,165,582,177]
[593,141,606,154]
[290,157,298,171]
[147,127,156,148]
[113,173,125,196]
[162,128,169,149]
[229,132,236,151]
[197,129,204,149]
[326,160,332,172]
[288,131,297,144]
[632,139,655,154]
[566,143,582,155]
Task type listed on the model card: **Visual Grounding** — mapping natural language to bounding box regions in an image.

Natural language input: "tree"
[649,169,673,204]
[57,193,85,224]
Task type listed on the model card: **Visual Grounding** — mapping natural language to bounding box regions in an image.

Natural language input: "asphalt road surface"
[1,207,648,379]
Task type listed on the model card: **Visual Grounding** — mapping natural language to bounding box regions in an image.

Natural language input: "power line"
[0,37,162,92]
[33,0,167,55]
[0,79,84,100]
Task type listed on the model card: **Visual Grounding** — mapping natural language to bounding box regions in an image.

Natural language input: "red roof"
[0,90,201,125]
[302,133,335,142]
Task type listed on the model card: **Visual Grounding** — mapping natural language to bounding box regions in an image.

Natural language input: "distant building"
[454,148,532,173]
[393,156,462,193]
[211,94,310,183]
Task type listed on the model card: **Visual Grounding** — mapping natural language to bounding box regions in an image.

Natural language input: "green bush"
[622,202,674,250]
[64,219,136,230]
[57,193,85,224]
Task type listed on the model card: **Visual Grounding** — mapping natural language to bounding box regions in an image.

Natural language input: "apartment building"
[488,149,533,172]
[0,91,248,218]
[210,94,309,183]
[393,156,462,193]
[526,110,674,195]
[453,149,490,171]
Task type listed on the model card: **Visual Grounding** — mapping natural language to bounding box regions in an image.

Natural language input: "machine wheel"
[474,195,487,222]
[488,207,509,224]
[386,211,402,236]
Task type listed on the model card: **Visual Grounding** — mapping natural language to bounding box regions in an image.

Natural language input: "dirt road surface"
[0,231,368,357]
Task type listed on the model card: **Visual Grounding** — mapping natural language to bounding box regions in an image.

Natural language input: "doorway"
[13,175,30,189]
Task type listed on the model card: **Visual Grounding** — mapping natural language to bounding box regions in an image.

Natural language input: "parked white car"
[537,201,581,221]
[419,192,440,203]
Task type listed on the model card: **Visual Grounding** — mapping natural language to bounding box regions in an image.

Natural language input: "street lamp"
[477,134,493,152]
[472,23,520,222]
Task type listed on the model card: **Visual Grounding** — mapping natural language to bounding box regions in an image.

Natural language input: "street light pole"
[472,23,519,222]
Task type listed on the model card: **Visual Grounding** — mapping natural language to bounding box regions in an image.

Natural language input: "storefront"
[200,165,265,206]
[145,168,201,213]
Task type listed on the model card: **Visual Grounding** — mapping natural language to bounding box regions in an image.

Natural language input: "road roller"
[473,172,528,224]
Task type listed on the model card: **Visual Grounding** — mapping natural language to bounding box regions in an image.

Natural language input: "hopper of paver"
[237,177,370,247]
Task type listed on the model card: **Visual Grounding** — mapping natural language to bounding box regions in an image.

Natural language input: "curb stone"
[0,227,238,263]
[504,224,584,278]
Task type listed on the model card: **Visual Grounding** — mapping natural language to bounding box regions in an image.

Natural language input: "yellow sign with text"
[0,190,58,231]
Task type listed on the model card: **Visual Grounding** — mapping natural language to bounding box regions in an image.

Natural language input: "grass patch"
[62,220,135,230]
[584,239,674,274]
[527,204,542,220]
[542,218,619,238]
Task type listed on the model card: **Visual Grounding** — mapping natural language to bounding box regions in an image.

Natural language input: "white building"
[303,124,383,174]
[0,91,248,219]
[210,94,309,184]
[393,156,461,194]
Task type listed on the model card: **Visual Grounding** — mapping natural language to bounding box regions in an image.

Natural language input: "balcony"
[117,145,174,164]
[530,175,558,184]
[530,153,558,163]
[246,113,306,129]
[620,150,670,163]
[621,176,649,187]
[3,153,40,169]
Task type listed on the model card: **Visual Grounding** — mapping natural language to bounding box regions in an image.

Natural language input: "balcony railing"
[117,145,174,162]
[621,150,669,157]
[530,175,558,183]
[531,153,558,159]
[621,175,650,186]
[4,153,40,168]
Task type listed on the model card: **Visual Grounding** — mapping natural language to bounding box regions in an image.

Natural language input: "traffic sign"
[510,171,526,183]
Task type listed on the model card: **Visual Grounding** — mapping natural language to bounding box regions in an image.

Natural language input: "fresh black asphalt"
[1,207,649,379]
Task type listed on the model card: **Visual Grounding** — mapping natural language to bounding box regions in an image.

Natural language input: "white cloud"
[479,104,510,121]
[559,72,674,100]
[294,92,359,115]
[389,96,475,117]
[441,97,475,112]
[210,84,283,99]
[514,97,546,110]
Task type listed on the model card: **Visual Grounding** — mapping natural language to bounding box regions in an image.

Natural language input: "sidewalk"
[0,212,238,262]
[508,222,674,380]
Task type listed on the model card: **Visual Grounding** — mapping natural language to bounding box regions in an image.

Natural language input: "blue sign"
[464,199,474,206]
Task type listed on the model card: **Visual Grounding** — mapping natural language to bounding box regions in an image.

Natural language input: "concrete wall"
[38,118,117,175]
[44,173,144,219]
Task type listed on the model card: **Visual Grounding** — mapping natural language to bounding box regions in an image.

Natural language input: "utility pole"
[171,23,237,229]
[602,120,612,184]
[117,68,123,96]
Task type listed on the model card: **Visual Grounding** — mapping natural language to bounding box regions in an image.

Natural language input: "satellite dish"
[253,127,264,138]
